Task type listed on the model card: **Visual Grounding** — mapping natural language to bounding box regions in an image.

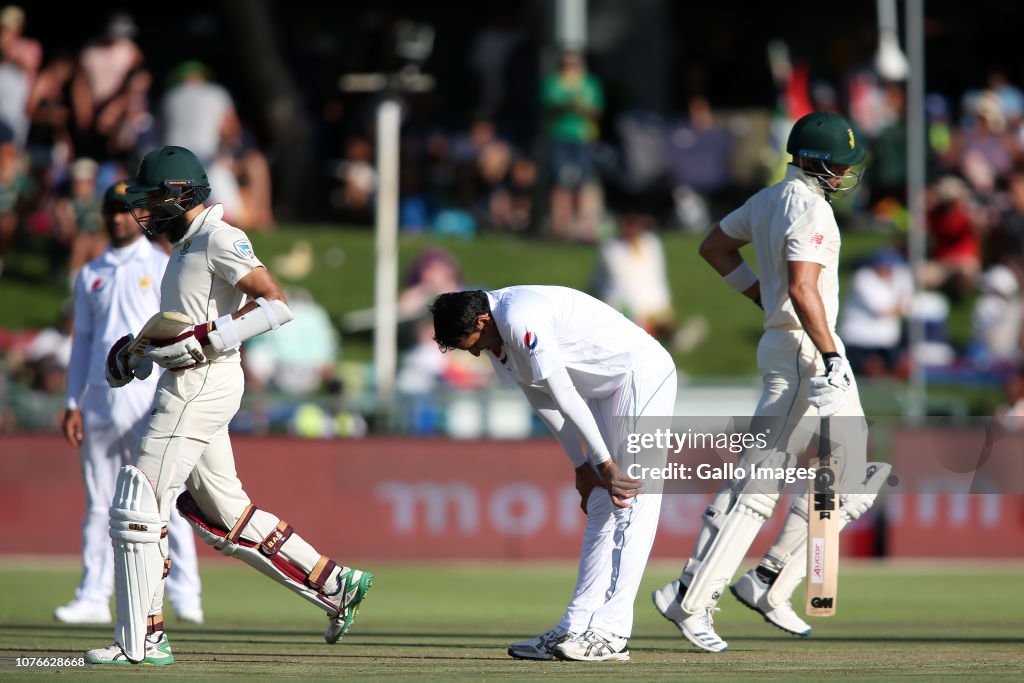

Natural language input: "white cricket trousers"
[77,387,201,610]
[557,355,678,639]
[752,328,866,489]
[134,361,327,613]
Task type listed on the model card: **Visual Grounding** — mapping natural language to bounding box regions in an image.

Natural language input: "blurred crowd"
[0,8,274,285]
[4,4,1024,433]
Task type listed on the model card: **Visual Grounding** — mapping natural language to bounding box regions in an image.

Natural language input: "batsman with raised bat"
[86,146,373,666]
[652,111,889,652]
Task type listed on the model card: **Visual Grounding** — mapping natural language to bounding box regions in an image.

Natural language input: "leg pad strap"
[176,491,341,615]
[681,491,779,613]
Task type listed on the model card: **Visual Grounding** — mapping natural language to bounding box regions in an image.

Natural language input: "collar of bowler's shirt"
[484,289,503,327]
[172,204,222,246]
[785,163,825,198]
[105,233,150,265]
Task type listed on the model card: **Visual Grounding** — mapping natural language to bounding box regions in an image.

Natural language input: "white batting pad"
[109,465,165,663]
[681,491,778,614]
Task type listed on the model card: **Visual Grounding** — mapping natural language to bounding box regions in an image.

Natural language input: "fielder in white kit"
[430,286,677,662]
[58,181,203,626]
[86,146,372,666]
[652,111,890,651]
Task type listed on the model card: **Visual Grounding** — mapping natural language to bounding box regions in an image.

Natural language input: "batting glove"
[145,328,208,370]
[105,334,154,388]
[808,353,854,417]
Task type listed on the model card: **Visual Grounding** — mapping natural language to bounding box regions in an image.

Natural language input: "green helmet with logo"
[102,180,145,211]
[127,146,211,235]
[786,111,865,166]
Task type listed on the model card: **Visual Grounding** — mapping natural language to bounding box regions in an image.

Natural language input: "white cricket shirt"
[719,164,841,330]
[483,285,664,398]
[161,204,264,363]
[68,236,168,409]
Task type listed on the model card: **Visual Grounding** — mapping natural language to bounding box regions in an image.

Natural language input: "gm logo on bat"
[811,597,834,609]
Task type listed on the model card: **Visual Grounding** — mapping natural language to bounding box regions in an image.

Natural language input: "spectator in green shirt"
[541,50,604,243]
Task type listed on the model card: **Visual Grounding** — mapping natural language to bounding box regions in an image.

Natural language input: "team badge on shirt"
[91,277,103,291]
[138,276,152,290]
[180,239,192,257]
[523,330,539,350]
[234,239,255,259]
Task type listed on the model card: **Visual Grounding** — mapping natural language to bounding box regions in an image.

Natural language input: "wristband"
[822,352,841,362]
[193,321,213,347]
[723,262,758,293]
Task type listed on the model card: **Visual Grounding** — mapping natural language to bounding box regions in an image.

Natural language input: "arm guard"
[206,297,294,352]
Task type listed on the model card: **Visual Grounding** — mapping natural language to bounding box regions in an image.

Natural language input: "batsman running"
[58,181,202,627]
[652,111,890,651]
[86,146,372,666]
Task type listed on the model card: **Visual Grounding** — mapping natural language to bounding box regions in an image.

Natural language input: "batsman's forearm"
[202,297,294,351]
[700,227,761,305]
[699,243,744,277]
[789,283,837,355]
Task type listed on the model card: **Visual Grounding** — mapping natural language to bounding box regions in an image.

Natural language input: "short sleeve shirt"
[720,164,841,330]
[541,72,604,143]
[160,204,264,362]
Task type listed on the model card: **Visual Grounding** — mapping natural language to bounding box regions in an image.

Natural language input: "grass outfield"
[1,560,1022,680]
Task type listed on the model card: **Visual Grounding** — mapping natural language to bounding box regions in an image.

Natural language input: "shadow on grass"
[0,645,506,663]
[4,623,1024,648]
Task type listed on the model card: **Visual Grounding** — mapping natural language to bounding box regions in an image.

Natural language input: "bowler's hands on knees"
[595,460,642,508]
[575,463,604,513]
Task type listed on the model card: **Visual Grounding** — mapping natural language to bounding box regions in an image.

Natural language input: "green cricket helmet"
[128,146,211,235]
[102,180,145,212]
[786,111,865,196]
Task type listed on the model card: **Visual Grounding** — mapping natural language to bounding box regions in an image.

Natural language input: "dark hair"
[428,290,490,351]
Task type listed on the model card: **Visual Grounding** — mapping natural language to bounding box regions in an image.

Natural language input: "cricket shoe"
[652,580,728,653]
[85,632,174,666]
[507,626,577,660]
[730,569,811,637]
[324,567,374,644]
[54,599,111,624]
[553,629,630,662]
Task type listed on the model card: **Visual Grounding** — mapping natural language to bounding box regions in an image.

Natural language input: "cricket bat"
[127,311,195,357]
[806,416,839,617]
